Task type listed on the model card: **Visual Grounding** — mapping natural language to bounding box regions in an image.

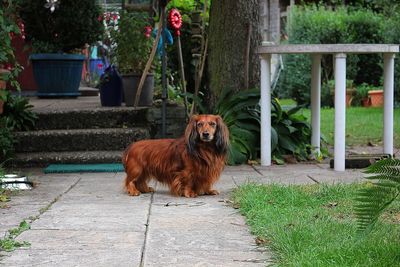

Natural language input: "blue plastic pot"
[30,53,85,97]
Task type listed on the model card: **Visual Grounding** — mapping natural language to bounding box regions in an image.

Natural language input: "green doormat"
[44,163,124,173]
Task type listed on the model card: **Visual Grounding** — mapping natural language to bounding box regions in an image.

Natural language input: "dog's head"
[185,114,230,155]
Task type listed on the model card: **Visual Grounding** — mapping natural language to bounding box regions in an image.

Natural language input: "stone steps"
[34,107,149,130]
[14,128,149,152]
[11,150,123,167]
[10,103,186,167]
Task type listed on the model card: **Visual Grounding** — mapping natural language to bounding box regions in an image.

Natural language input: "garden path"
[0,163,365,266]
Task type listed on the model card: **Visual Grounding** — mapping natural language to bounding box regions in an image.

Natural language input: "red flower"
[4,63,12,71]
[97,63,103,70]
[144,26,152,38]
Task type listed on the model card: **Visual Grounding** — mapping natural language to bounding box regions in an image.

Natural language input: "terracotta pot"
[362,97,371,107]
[0,69,10,114]
[368,89,383,107]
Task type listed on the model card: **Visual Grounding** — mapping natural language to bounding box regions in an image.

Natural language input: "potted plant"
[111,11,154,106]
[0,0,22,114]
[19,0,103,97]
[368,86,384,107]
[355,83,371,107]
[328,79,356,107]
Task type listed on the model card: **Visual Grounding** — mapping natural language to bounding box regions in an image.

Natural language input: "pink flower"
[97,63,103,70]
[144,26,152,38]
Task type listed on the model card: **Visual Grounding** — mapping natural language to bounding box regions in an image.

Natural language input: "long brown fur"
[122,114,230,198]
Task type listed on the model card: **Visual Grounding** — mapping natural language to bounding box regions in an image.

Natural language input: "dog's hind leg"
[135,175,155,194]
[124,165,142,196]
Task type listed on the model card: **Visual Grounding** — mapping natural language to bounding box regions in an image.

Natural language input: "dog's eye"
[209,122,216,127]
[197,122,204,127]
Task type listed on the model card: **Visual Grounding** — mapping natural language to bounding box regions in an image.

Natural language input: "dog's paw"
[183,189,198,198]
[205,189,219,195]
[127,189,141,196]
[140,186,155,193]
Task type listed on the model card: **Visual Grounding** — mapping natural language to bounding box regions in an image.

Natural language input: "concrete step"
[34,107,149,130]
[14,128,150,153]
[9,150,123,167]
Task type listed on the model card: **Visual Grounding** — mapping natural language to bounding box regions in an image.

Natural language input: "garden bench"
[258,44,399,171]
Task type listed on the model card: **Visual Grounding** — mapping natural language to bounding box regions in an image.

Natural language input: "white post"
[311,54,322,155]
[334,53,347,171]
[260,54,272,166]
[383,53,395,156]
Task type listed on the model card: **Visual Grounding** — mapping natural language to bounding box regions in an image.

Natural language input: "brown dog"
[122,114,229,197]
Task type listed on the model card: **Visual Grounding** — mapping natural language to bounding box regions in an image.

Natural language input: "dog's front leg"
[172,171,198,198]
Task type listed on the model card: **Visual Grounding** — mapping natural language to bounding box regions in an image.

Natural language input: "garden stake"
[190,38,208,116]
[169,9,189,120]
[134,12,163,108]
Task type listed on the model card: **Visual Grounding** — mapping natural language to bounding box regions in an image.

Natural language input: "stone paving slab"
[0,163,367,266]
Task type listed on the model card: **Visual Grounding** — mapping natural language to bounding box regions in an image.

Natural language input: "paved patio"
[0,164,365,266]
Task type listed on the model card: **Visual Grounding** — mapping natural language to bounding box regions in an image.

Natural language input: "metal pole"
[311,54,321,155]
[161,5,167,137]
[260,54,271,166]
[383,53,395,155]
[334,53,347,171]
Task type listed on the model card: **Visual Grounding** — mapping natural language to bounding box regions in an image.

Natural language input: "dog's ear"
[215,115,230,154]
[185,115,199,155]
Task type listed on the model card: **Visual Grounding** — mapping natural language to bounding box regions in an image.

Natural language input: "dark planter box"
[30,53,84,97]
[122,74,154,107]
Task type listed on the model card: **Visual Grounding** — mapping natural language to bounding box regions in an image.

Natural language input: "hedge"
[276,5,400,106]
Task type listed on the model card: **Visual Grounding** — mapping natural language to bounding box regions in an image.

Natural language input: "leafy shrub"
[382,12,400,105]
[213,88,260,165]
[2,94,37,131]
[270,100,312,161]
[213,89,313,165]
[20,0,103,53]
[0,118,15,162]
[277,6,386,106]
[110,11,153,75]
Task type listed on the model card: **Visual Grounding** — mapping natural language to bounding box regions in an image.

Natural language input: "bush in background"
[276,6,391,106]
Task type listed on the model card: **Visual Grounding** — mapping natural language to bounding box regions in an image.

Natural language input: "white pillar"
[383,53,395,156]
[311,54,322,155]
[334,53,347,171]
[260,54,272,166]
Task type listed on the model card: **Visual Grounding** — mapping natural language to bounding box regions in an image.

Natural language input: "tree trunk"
[207,0,261,109]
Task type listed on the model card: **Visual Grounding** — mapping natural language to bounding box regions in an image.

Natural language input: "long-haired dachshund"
[122,114,229,198]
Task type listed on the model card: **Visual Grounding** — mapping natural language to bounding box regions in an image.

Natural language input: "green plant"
[212,89,314,165]
[0,220,31,252]
[270,99,312,162]
[277,5,385,106]
[213,88,260,165]
[356,83,372,99]
[2,94,37,131]
[111,11,153,75]
[355,158,400,233]
[19,0,103,53]
[0,0,22,89]
[0,117,15,162]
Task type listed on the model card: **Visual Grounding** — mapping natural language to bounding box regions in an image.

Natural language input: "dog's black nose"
[202,132,210,138]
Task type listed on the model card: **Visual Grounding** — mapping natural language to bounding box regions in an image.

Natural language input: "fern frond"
[354,158,400,233]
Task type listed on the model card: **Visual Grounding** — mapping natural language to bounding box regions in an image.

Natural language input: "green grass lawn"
[300,107,400,147]
[233,183,400,266]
